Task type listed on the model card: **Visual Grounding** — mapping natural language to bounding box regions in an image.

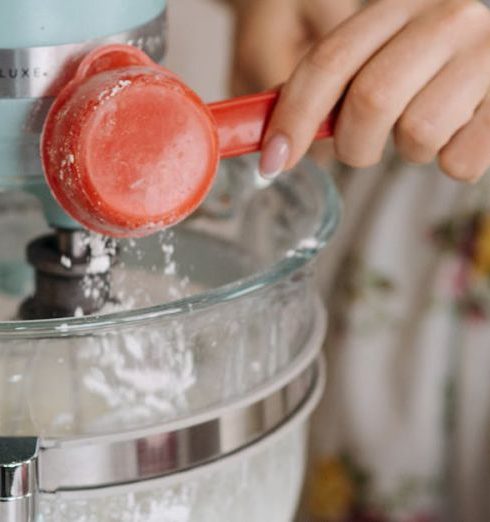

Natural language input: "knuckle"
[441,0,490,29]
[438,148,475,182]
[462,0,490,22]
[395,114,439,161]
[346,73,393,117]
[277,88,311,122]
[285,100,311,127]
[306,37,350,76]
[446,0,481,19]
[334,140,379,169]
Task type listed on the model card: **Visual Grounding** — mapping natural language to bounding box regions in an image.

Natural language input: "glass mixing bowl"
[0,157,339,521]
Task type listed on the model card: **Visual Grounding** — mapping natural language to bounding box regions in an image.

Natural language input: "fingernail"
[259,133,291,180]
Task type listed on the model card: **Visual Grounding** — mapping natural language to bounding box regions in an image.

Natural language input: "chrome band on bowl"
[38,304,325,493]
[0,9,166,99]
[39,365,315,493]
[46,357,326,502]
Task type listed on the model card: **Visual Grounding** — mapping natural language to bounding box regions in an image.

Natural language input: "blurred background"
[166,0,232,101]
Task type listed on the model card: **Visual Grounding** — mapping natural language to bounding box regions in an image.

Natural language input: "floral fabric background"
[305,157,490,522]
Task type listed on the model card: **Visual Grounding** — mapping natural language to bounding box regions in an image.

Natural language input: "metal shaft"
[20,229,117,320]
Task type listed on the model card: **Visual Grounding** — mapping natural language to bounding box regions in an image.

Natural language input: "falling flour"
[60,255,72,269]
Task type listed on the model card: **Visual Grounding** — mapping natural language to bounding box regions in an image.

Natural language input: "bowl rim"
[0,158,340,338]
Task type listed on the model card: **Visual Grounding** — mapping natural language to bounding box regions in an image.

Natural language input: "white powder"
[55,323,69,332]
[52,412,75,428]
[130,178,145,190]
[38,427,306,521]
[111,79,132,96]
[80,326,196,420]
[285,238,320,258]
[297,237,319,250]
[60,255,72,269]
[87,255,111,274]
[81,272,108,302]
[98,79,132,101]
[164,261,177,276]
[160,240,178,277]
[87,234,115,257]
[161,244,175,256]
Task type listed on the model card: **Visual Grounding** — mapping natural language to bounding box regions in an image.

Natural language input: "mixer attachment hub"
[20,230,117,319]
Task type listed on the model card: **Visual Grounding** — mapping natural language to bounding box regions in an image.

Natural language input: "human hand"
[259,0,490,183]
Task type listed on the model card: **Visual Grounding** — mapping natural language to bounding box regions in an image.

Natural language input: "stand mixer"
[0,0,167,320]
[0,2,338,520]
[0,1,164,518]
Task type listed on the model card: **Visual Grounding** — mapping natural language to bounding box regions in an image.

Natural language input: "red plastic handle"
[208,89,335,159]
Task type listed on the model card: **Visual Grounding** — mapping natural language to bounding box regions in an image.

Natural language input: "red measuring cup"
[41,44,335,237]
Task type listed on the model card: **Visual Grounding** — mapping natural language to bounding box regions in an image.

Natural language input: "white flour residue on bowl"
[297,237,320,250]
[79,321,196,431]
[286,236,322,258]
[39,424,307,521]
[132,487,195,522]
[40,483,196,522]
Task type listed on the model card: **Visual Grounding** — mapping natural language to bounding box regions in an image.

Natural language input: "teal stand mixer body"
[0,2,166,520]
[0,0,167,320]
[0,0,167,228]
